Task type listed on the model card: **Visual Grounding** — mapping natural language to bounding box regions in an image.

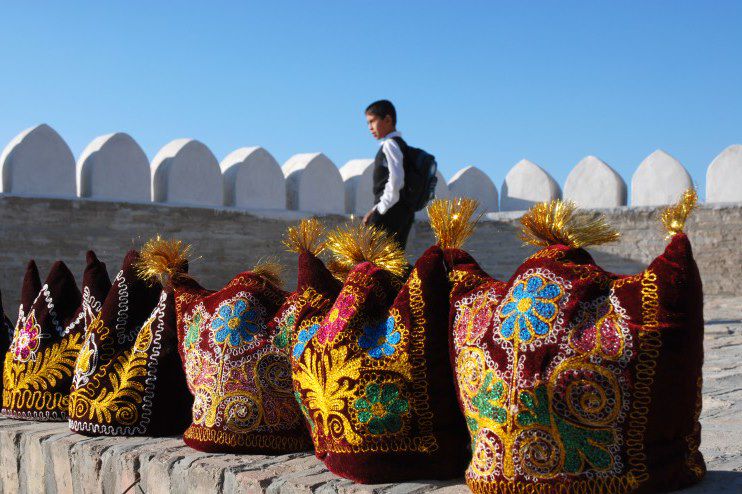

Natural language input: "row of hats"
[0,190,705,493]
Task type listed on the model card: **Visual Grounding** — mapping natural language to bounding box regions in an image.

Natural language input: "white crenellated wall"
[77,133,150,202]
[563,156,626,208]
[221,147,285,210]
[340,159,375,215]
[707,145,742,204]
[1,124,740,213]
[283,153,344,214]
[151,139,223,206]
[500,159,561,212]
[1,124,76,197]
[631,150,694,207]
[448,165,498,213]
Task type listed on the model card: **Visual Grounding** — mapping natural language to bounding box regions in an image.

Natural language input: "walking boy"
[362,100,416,249]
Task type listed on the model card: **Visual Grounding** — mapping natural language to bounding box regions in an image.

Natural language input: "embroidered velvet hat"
[285,218,469,484]
[69,249,192,436]
[0,290,14,397]
[138,237,312,453]
[3,253,111,421]
[444,192,705,493]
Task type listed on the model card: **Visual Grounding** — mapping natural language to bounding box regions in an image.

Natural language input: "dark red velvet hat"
[138,237,311,453]
[3,253,111,421]
[69,250,192,436]
[0,290,13,398]
[444,193,705,494]
[285,218,469,484]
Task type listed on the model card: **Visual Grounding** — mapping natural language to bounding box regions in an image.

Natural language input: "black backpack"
[401,146,438,211]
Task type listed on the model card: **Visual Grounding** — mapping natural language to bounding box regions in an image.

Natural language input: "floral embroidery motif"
[354,383,409,434]
[358,316,400,359]
[292,324,319,359]
[317,290,356,343]
[454,289,499,347]
[273,310,295,349]
[568,298,625,359]
[454,269,635,487]
[12,311,41,362]
[212,299,260,347]
[179,286,308,450]
[516,384,614,474]
[184,311,202,350]
[499,274,563,343]
[73,330,99,389]
[293,273,434,455]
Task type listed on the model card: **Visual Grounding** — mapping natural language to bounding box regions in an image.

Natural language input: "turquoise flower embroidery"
[499,274,562,343]
[292,324,319,359]
[358,316,400,359]
[212,299,260,347]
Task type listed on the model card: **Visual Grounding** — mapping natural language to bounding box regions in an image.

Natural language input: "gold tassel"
[135,235,192,285]
[661,188,698,238]
[427,197,481,250]
[326,259,352,282]
[252,259,284,289]
[283,218,326,255]
[519,200,620,249]
[326,223,407,278]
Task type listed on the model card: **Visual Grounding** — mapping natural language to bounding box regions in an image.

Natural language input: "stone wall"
[1,300,740,493]
[1,124,741,214]
[0,196,740,313]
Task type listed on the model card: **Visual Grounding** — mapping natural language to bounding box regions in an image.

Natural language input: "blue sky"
[1,1,740,198]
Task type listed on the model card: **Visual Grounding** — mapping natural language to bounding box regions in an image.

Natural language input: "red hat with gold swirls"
[443,191,705,494]
[284,217,469,484]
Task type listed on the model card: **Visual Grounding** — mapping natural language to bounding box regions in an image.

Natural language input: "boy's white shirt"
[375,130,405,215]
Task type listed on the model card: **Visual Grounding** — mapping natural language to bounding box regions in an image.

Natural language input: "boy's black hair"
[365,100,396,125]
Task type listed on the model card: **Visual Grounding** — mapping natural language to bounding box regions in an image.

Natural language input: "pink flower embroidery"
[317,290,356,344]
[454,294,496,347]
[569,300,624,359]
[13,312,41,362]
[187,353,219,391]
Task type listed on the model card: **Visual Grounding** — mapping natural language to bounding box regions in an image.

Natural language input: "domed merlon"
[340,159,375,215]
[563,156,627,208]
[1,124,75,197]
[706,145,742,204]
[631,150,693,207]
[76,133,150,202]
[282,153,344,214]
[500,159,561,212]
[448,165,499,213]
[150,139,223,206]
[220,146,285,210]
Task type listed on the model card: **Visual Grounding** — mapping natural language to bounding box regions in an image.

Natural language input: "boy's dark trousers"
[369,201,415,249]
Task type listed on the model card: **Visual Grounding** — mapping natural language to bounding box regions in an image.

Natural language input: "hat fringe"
[428,197,481,250]
[252,259,284,289]
[519,200,620,249]
[283,218,326,255]
[135,235,192,285]
[660,188,697,239]
[326,223,407,278]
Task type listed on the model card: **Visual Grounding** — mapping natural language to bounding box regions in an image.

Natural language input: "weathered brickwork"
[1,197,740,311]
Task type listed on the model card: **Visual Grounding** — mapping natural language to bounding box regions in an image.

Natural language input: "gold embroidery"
[624,269,662,485]
[69,313,156,429]
[2,330,83,419]
[293,269,437,454]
